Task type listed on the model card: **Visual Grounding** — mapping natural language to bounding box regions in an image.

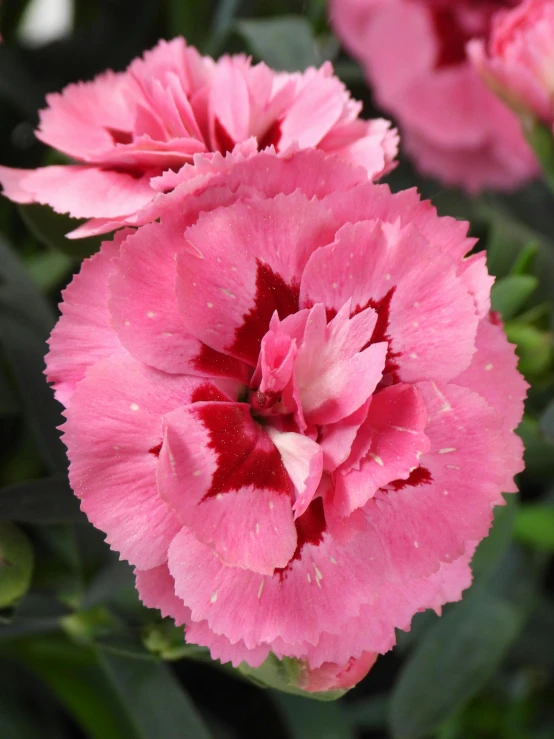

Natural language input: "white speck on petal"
[207,302,213,308]
[258,578,265,600]
[161,331,173,337]
[391,425,417,434]
[369,452,384,466]
[414,301,420,307]
[268,501,274,510]
[185,239,204,259]
[307,573,312,583]
[439,448,456,454]
[443,490,449,495]
[210,592,218,604]
[130,403,139,411]
[147,311,155,318]
[410,352,418,359]
[332,282,338,288]
[414,541,419,548]
[113,445,120,450]
[485,363,493,371]
[386,273,391,280]
[330,556,337,565]
[255,523,260,535]
[413,321,419,327]
[221,288,235,298]
[193,470,201,477]
[124,320,131,326]
[216,493,223,500]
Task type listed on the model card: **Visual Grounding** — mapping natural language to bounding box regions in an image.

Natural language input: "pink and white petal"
[175,192,338,366]
[318,399,371,472]
[135,563,190,625]
[36,70,135,160]
[300,652,378,693]
[135,561,271,668]
[294,302,387,425]
[167,509,388,650]
[335,384,430,516]
[267,429,323,518]
[109,220,249,380]
[186,620,271,668]
[323,182,475,262]
[158,402,297,575]
[253,321,297,399]
[362,382,521,588]
[15,165,155,219]
[45,232,128,406]
[209,57,251,147]
[63,354,214,569]
[292,545,475,669]
[0,167,36,204]
[455,317,528,433]
[301,220,479,383]
[279,64,346,150]
[458,252,494,319]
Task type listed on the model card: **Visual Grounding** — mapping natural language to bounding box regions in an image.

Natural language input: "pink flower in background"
[0,37,397,238]
[330,0,538,191]
[469,0,554,125]
[46,149,526,692]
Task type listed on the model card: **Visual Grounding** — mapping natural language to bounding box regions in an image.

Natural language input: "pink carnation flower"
[46,149,526,693]
[0,37,397,238]
[330,0,538,191]
[469,0,554,125]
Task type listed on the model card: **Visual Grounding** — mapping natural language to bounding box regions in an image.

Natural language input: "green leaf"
[8,635,139,739]
[0,235,54,339]
[206,0,242,56]
[0,476,83,524]
[236,16,320,72]
[97,642,213,739]
[0,522,34,608]
[504,322,553,378]
[470,494,517,578]
[272,691,356,739]
[509,241,539,276]
[239,653,346,701]
[514,504,554,551]
[525,119,554,195]
[540,399,554,442]
[389,546,539,739]
[167,0,214,48]
[0,313,67,474]
[25,250,75,293]
[490,275,538,320]
[18,203,102,260]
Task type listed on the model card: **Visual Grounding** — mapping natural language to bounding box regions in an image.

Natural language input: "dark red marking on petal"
[227,260,300,366]
[428,1,514,70]
[489,310,502,326]
[192,343,252,382]
[430,8,471,68]
[213,118,236,155]
[276,497,327,580]
[388,466,432,491]
[106,127,134,145]
[258,120,283,151]
[191,383,230,404]
[197,403,294,500]
[149,442,162,457]
[358,287,401,381]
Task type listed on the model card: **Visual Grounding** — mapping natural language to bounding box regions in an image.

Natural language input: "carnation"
[0,37,397,239]
[330,0,538,191]
[469,0,554,126]
[46,149,526,693]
